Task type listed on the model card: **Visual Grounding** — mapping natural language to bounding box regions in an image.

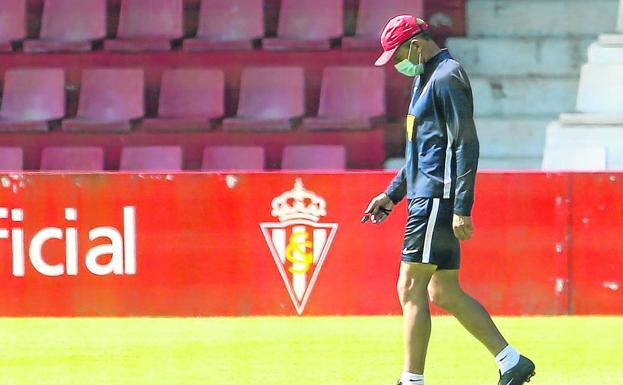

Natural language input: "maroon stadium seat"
[104,0,183,52]
[223,67,304,131]
[263,0,343,51]
[0,147,23,171]
[143,68,224,131]
[0,0,26,52]
[40,146,104,171]
[281,145,346,170]
[201,145,265,171]
[23,0,107,53]
[62,68,144,132]
[120,146,183,171]
[183,0,264,51]
[304,66,385,130]
[342,0,425,50]
[0,69,65,132]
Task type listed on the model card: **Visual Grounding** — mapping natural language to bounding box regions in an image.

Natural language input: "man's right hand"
[363,193,395,224]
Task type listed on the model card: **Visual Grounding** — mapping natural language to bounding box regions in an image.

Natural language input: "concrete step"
[471,76,578,116]
[545,120,623,169]
[559,112,623,125]
[446,37,593,76]
[385,116,549,171]
[475,117,549,157]
[467,0,620,38]
[479,156,542,170]
[589,38,623,64]
[384,156,543,171]
[542,146,607,171]
[576,63,623,113]
[383,157,404,171]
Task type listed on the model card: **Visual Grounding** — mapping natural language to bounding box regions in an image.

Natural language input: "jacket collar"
[424,48,450,72]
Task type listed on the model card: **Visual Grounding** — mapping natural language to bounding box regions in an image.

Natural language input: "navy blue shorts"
[401,197,460,269]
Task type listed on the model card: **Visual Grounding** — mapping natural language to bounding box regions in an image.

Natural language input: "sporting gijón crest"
[260,179,338,315]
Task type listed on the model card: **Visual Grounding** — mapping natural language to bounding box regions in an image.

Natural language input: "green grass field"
[0,316,620,385]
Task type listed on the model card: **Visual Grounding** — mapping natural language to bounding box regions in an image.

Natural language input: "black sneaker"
[498,355,536,385]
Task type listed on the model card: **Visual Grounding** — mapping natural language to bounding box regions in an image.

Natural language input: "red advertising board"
[570,174,623,314]
[459,172,571,315]
[0,172,620,316]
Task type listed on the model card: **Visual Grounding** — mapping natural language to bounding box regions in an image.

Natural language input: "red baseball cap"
[374,15,429,66]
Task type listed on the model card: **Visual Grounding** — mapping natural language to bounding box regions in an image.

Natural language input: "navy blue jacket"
[385,49,479,216]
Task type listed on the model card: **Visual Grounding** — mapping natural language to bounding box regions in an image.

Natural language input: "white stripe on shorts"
[422,198,440,263]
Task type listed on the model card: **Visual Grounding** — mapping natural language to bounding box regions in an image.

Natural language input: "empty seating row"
[0,0,423,52]
[0,66,386,132]
[0,145,347,171]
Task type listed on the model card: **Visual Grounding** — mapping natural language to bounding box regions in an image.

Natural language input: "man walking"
[363,15,536,385]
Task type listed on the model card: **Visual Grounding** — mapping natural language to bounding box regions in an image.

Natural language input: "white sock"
[400,371,424,385]
[496,345,520,375]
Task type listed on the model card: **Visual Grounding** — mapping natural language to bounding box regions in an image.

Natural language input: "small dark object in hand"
[360,206,392,223]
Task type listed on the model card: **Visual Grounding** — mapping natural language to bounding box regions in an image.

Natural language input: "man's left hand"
[452,214,474,240]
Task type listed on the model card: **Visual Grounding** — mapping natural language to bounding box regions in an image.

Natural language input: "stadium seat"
[23,0,107,53]
[303,66,385,130]
[0,147,23,171]
[143,69,224,131]
[120,146,183,171]
[262,0,343,51]
[0,69,65,132]
[183,0,264,51]
[62,68,144,132]
[40,146,105,171]
[0,0,26,52]
[281,145,346,170]
[201,145,265,171]
[342,0,425,50]
[104,0,183,52]
[222,67,305,131]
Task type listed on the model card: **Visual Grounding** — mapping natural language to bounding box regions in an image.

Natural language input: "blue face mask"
[394,41,423,77]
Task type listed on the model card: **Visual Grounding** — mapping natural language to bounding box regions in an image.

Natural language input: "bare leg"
[428,269,508,356]
[397,262,438,373]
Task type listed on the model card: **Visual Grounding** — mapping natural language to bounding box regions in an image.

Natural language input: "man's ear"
[406,39,419,60]
[411,36,422,45]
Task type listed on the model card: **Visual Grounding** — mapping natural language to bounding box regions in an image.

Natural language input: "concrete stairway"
[544,0,623,170]
[445,0,620,170]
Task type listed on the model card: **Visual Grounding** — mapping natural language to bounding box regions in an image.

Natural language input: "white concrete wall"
[447,37,593,76]
[618,0,623,33]
[576,64,623,113]
[445,0,620,170]
[471,76,578,116]
[467,0,619,38]
[545,121,623,168]
[476,117,549,157]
